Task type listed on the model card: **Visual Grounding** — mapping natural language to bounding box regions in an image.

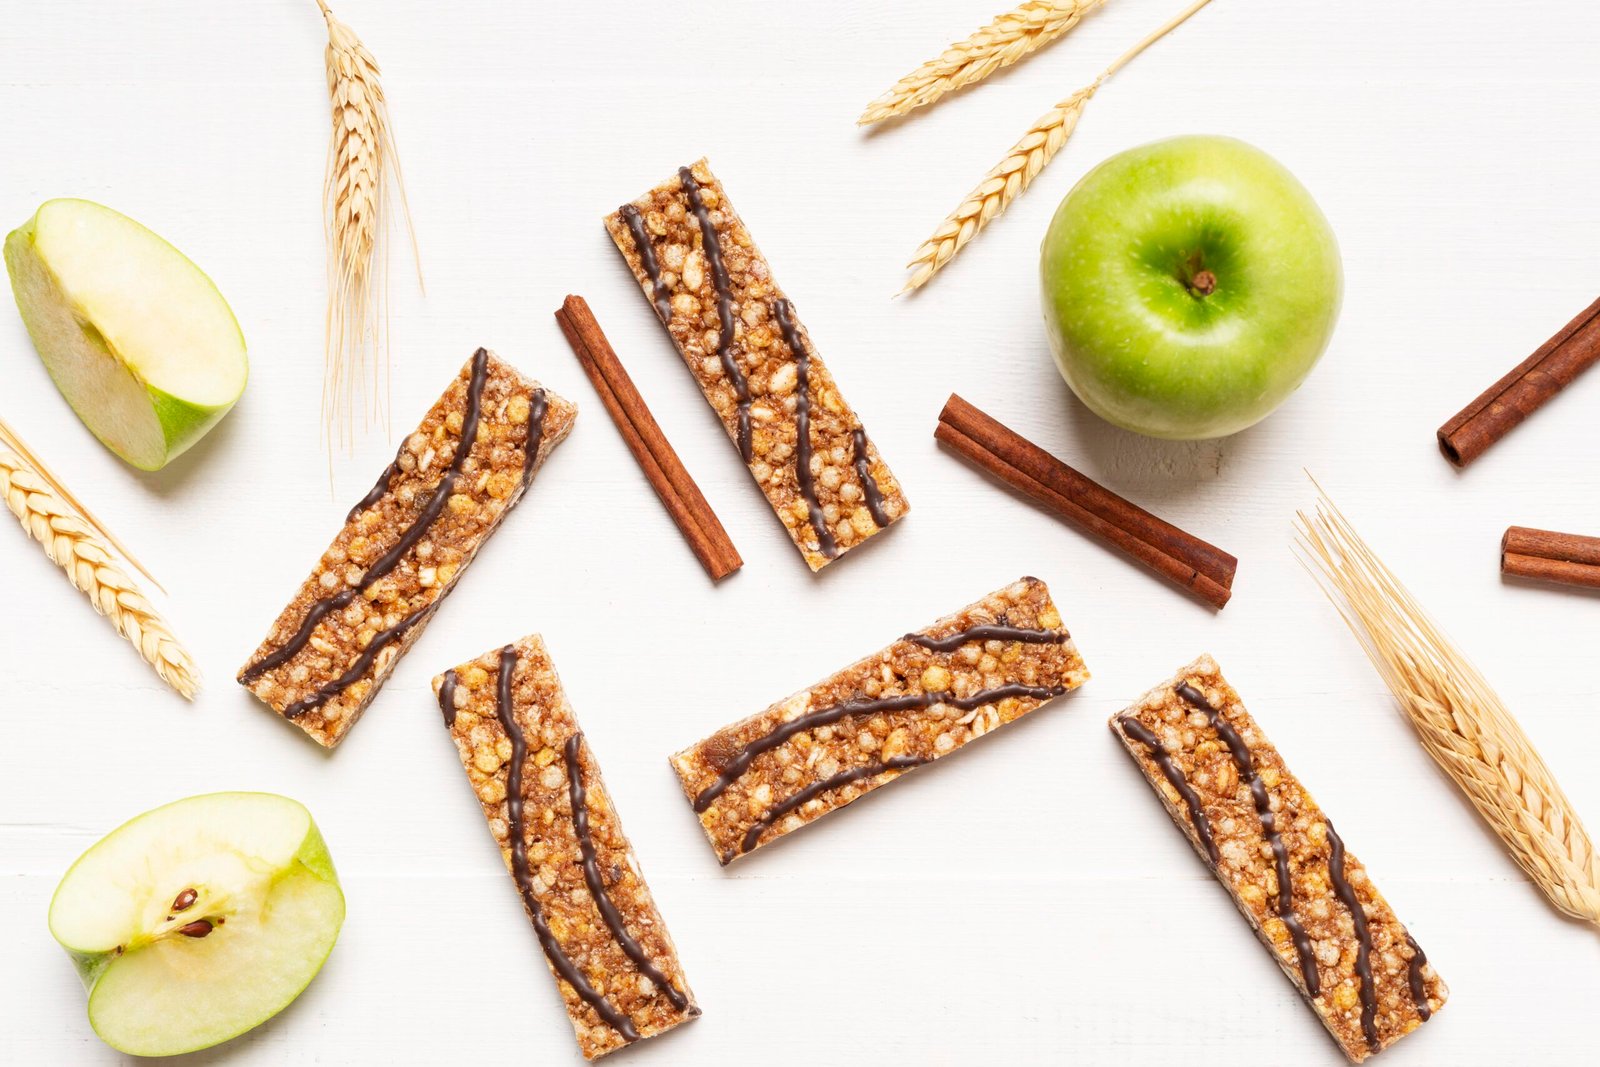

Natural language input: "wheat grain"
[0,418,162,592]
[0,421,199,699]
[903,84,1099,293]
[902,0,1213,293]
[317,0,420,451]
[1296,482,1600,927]
[858,1,1108,127]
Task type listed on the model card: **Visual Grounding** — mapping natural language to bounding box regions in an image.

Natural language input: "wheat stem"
[0,420,199,699]
[318,0,420,452]
[1100,0,1211,79]
[858,1,1108,126]
[902,0,1213,293]
[1296,480,1600,928]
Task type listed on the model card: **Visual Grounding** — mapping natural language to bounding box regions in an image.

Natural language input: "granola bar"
[435,636,700,1060]
[671,577,1088,863]
[238,350,576,747]
[1111,656,1447,1063]
[605,158,909,570]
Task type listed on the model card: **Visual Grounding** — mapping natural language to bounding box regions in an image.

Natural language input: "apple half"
[48,792,344,1057]
[5,199,248,470]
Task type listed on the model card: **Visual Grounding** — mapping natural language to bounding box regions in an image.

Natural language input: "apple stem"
[1190,270,1218,297]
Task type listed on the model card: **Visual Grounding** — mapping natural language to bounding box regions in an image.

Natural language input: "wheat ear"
[318,0,420,451]
[858,1,1108,126]
[903,0,1212,293]
[0,419,199,699]
[1296,482,1600,928]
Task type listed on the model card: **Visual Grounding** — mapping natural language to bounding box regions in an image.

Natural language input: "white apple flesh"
[49,793,344,1057]
[5,199,248,470]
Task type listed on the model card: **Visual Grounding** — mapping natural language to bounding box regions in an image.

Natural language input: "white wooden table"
[3,2,1598,1063]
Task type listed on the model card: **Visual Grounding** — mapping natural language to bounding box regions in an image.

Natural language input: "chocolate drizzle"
[678,166,751,463]
[1326,818,1380,1052]
[907,624,1067,653]
[693,683,1068,812]
[620,204,672,323]
[1404,934,1432,1021]
[1119,715,1219,865]
[347,439,408,523]
[563,734,689,1011]
[851,428,891,528]
[280,603,436,718]
[1176,682,1320,996]
[364,473,460,582]
[522,388,549,485]
[775,297,835,559]
[437,670,458,727]
[734,756,927,860]
[495,648,638,1042]
[239,589,358,683]
[240,350,492,708]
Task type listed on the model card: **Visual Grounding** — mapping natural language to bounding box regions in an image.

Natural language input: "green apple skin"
[1040,136,1342,440]
[48,793,344,1058]
[5,200,248,470]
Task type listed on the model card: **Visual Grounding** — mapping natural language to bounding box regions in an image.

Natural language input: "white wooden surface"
[3,1,1599,1063]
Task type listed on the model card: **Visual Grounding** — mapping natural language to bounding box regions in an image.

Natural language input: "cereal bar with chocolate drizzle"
[605,159,908,571]
[237,351,576,747]
[1111,656,1447,1062]
[435,636,700,1060]
[671,577,1088,863]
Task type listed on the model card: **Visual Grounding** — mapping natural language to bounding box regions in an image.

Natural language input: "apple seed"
[171,888,198,913]
[176,920,215,939]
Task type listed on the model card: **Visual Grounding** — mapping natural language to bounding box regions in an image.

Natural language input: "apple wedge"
[49,792,344,1057]
[5,199,248,470]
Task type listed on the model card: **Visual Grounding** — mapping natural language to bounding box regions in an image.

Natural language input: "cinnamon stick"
[555,295,742,581]
[935,394,1236,608]
[1438,294,1600,467]
[1501,526,1600,590]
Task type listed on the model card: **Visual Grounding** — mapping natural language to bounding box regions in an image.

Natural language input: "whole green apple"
[1040,135,1341,439]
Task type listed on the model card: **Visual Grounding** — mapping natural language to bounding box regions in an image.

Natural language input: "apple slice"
[49,792,344,1057]
[5,199,248,470]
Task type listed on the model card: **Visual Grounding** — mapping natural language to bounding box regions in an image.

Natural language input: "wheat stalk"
[318,0,420,452]
[903,0,1213,293]
[1296,482,1600,928]
[0,419,199,699]
[858,1,1109,126]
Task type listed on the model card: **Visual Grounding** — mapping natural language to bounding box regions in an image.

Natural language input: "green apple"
[1040,135,1342,439]
[5,199,248,470]
[48,792,344,1057]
